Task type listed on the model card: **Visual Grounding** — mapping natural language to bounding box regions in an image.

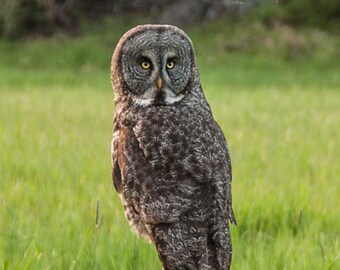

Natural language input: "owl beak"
[156,77,163,90]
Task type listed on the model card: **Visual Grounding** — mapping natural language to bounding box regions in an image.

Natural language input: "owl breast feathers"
[111,24,236,270]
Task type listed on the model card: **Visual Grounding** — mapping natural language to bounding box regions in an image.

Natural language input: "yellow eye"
[166,61,175,69]
[140,61,151,69]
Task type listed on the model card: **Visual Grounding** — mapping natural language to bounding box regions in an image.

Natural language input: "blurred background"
[0,0,339,39]
[0,0,339,269]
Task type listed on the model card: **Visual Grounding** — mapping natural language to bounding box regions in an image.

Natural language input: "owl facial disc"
[111,24,196,107]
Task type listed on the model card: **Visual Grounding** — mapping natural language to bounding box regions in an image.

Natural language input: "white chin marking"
[164,94,184,104]
[133,97,153,107]
[133,93,184,107]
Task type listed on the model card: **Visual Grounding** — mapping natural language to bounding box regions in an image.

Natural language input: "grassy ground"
[0,18,339,269]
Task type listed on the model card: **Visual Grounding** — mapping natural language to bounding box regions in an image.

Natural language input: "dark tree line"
[0,0,339,39]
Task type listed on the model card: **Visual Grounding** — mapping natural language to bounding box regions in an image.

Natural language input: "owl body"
[111,25,236,270]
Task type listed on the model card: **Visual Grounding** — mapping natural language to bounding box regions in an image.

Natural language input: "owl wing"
[127,107,236,226]
[213,121,237,226]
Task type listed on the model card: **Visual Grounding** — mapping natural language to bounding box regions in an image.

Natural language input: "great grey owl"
[111,24,236,270]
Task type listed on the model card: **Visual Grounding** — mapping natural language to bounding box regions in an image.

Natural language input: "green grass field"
[0,18,339,269]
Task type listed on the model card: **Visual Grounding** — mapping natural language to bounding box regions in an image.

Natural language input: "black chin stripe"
[154,90,166,105]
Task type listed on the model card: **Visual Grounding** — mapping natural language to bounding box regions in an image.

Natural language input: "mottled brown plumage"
[111,24,236,270]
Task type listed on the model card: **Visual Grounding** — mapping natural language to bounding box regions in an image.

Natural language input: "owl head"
[111,25,201,107]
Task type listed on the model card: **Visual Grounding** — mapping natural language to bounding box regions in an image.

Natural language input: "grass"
[0,17,339,269]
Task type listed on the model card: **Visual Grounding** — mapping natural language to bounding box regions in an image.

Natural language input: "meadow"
[0,18,339,269]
